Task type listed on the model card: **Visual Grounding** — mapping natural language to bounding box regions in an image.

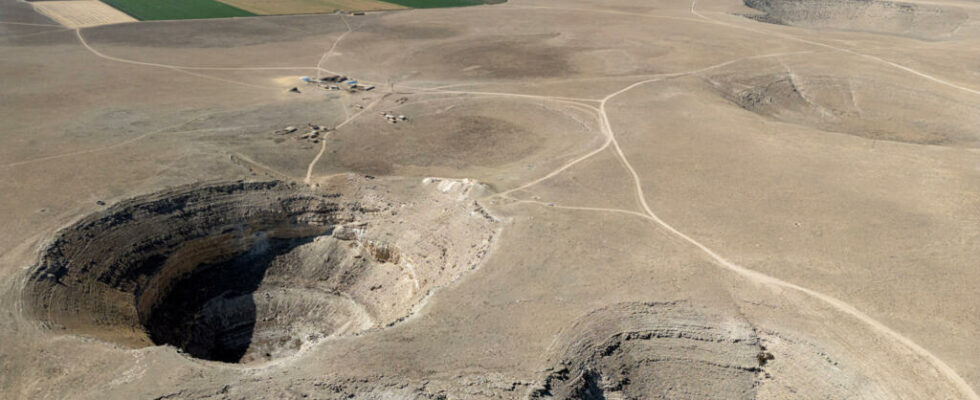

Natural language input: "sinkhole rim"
[22,180,355,364]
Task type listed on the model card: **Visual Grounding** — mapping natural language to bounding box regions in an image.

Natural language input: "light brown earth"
[1,0,979,398]
[215,0,404,16]
[32,1,135,28]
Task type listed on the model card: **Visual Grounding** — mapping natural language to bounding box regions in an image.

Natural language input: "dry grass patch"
[215,0,405,15]
[33,1,136,28]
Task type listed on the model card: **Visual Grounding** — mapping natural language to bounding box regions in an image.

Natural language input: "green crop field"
[377,0,502,8]
[99,0,256,20]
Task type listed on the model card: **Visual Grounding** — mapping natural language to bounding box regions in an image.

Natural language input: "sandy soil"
[215,0,405,16]
[1,0,979,398]
[32,1,135,28]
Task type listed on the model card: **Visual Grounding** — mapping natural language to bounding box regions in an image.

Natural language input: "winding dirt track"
[304,95,385,184]
[495,40,980,400]
[497,42,980,400]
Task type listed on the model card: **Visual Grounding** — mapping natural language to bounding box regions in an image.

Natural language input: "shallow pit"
[709,71,980,146]
[742,0,967,40]
[531,302,765,399]
[530,302,890,399]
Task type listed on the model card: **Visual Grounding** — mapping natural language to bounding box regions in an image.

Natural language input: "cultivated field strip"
[33,1,135,28]
[214,0,405,15]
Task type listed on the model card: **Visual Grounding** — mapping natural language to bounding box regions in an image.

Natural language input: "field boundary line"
[0,21,64,27]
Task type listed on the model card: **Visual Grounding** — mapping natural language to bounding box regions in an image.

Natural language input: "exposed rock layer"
[531,302,765,399]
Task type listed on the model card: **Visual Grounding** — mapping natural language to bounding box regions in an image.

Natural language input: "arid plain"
[1,0,979,398]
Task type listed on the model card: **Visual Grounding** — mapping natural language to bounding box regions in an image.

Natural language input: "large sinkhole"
[144,234,316,363]
[22,179,497,364]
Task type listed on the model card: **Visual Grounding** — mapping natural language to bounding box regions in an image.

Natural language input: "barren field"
[32,1,135,28]
[379,0,501,8]
[214,0,405,16]
[1,0,979,398]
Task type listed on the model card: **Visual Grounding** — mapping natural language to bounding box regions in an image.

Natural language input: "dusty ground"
[1,0,979,398]
[213,0,404,16]
[32,1,135,28]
